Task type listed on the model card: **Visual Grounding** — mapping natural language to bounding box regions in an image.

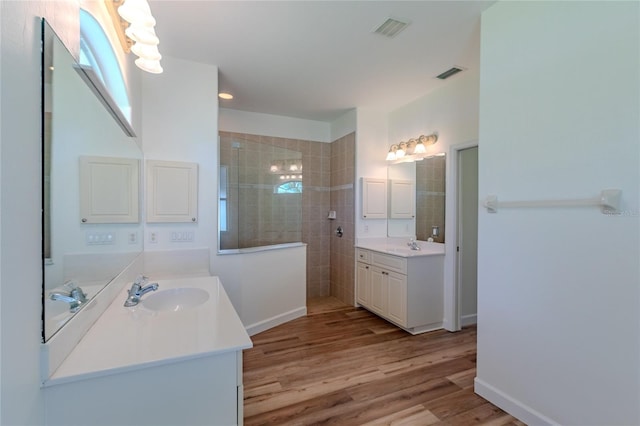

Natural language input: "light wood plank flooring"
[243,297,526,426]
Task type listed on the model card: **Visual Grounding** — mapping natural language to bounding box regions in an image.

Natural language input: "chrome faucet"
[124,275,159,307]
[49,281,88,313]
[407,238,421,251]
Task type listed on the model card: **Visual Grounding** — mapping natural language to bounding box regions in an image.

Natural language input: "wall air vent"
[373,17,410,38]
[436,67,464,80]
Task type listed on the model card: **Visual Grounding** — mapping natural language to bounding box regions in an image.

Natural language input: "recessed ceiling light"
[218,92,233,100]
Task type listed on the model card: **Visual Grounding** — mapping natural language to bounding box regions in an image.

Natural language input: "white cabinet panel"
[389,179,415,219]
[387,271,407,327]
[362,177,387,219]
[370,266,387,315]
[146,160,198,223]
[79,156,139,224]
[356,262,371,306]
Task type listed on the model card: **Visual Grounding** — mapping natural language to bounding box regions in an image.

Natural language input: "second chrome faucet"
[124,275,159,307]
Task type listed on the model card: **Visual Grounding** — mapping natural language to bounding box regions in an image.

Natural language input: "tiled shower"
[219,131,355,305]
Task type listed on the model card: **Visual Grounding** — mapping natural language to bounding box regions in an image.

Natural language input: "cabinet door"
[146,160,198,223]
[370,267,387,315]
[362,178,387,219]
[389,179,415,219]
[387,271,407,327]
[79,156,139,224]
[356,262,371,306]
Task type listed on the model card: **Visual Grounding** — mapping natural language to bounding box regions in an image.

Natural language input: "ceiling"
[149,1,495,122]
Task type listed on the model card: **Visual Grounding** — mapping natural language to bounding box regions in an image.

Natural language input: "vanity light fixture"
[385,133,438,162]
[218,93,234,100]
[105,0,163,73]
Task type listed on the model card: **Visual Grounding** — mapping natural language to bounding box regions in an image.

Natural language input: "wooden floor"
[243,297,526,426]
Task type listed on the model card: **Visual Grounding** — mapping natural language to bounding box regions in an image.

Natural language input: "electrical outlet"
[128,232,137,244]
[86,232,115,245]
[149,232,158,243]
[171,231,194,242]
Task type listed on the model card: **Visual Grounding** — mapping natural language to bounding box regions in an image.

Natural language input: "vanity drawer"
[356,248,371,263]
[371,252,407,274]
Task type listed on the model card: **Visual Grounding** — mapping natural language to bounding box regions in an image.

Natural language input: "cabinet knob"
[81,218,87,223]
[192,217,197,222]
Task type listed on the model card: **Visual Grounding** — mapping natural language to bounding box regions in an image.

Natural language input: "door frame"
[443,140,478,332]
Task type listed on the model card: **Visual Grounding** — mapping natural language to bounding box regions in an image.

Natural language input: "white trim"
[245,306,307,336]
[474,378,558,426]
[460,314,477,327]
[443,140,479,332]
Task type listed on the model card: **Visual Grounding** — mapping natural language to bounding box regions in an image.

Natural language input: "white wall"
[330,108,357,142]
[355,107,391,239]
[141,55,218,256]
[476,2,639,425]
[0,2,144,423]
[387,68,480,330]
[212,246,307,335]
[219,108,330,142]
[0,1,73,424]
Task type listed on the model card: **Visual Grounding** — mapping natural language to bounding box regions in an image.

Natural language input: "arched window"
[79,9,132,123]
[275,181,303,194]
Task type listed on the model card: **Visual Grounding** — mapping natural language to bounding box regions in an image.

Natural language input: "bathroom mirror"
[387,155,446,242]
[42,20,143,341]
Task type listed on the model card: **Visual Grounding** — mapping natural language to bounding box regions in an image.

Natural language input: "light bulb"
[118,0,156,26]
[131,42,161,60]
[135,57,163,74]
[125,24,159,45]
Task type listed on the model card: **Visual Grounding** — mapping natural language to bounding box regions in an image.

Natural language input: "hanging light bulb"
[118,0,156,26]
[135,57,163,74]
[131,42,161,61]
[414,139,426,154]
[386,145,397,161]
[125,24,159,45]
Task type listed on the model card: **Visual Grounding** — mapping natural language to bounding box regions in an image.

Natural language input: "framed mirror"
[387,155,446,242]
[42,19,142,341]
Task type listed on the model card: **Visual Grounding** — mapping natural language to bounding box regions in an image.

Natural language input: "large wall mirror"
[387,155,446,242]
[42,20,142,341]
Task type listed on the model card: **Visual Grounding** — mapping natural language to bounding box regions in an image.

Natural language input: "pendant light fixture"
[117,0,163,73]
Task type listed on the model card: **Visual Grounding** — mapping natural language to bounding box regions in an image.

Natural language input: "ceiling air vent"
[436,67,464,80]
[373,17,410,38]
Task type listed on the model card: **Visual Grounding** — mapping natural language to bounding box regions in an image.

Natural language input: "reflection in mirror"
[219,134,302,250]
[42,20,143,341]
[415,155,446,242]
[387,155,445,242]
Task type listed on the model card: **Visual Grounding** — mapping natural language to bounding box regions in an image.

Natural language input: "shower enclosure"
[219,134,303,250]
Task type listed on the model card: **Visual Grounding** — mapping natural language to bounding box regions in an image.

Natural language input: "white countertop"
[355,238,445,257]
[45,276,252,386]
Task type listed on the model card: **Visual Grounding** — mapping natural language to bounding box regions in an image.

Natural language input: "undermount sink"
[142,287,209,312]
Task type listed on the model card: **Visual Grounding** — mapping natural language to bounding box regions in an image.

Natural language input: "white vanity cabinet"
[356,247,444,334]
[42,276,252,426]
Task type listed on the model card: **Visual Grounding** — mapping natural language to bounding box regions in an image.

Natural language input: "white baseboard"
[474,377,557,426]
[245,306,307,336]
[461,313,477,327]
